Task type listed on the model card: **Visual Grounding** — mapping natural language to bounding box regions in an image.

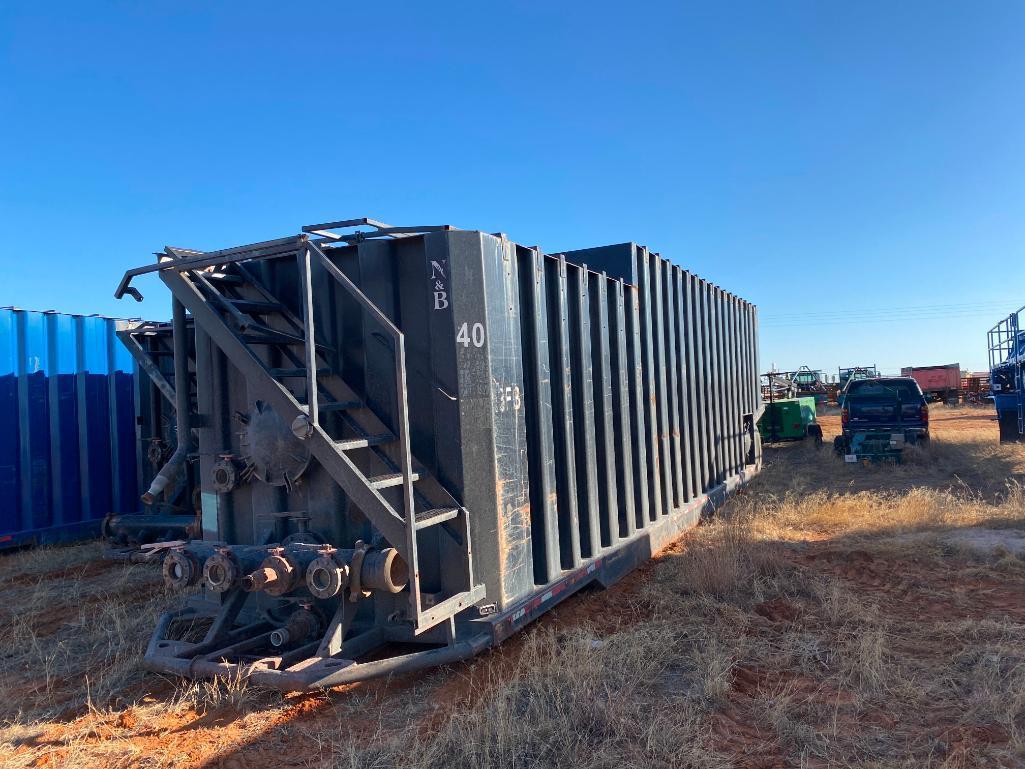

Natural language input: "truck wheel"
[833,435,846,455]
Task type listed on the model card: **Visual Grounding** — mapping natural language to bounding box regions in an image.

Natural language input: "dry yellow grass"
[3,406,1025,768]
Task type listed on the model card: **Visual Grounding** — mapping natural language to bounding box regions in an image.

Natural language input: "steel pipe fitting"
[211,455,240,493]
[269,607,321,648]
[103,512,199,545]
[142,298,192,506]
[241,546,321,596]
[305,553,350,599]
[163,549,203,590]
[241,553,297,596]
[360,548,408,594]
[203,550,243,593]
[303,545,407,598]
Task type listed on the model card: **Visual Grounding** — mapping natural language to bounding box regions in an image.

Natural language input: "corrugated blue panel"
[0,308,142,548]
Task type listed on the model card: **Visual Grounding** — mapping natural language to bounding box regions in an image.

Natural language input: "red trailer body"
[900,364,961,399]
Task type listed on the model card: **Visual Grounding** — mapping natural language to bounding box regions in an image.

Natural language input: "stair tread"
[307,399,362,412]
[242,333,305,345]
[414,507,460,528]
[243,323,305,342]
[231,299,286,313]
[335,433,394,450]
[414,585,487,628]
[204,272,243,284]
[368,472,420,489]
[241,331,335,354]
[269,367,330,377]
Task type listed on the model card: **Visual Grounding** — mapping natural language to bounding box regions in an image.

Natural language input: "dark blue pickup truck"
[834,377,930,460]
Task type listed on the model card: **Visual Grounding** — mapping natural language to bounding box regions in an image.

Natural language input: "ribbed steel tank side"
[466,237,763,610]
[487,239,762,643]
[0,308,141,547]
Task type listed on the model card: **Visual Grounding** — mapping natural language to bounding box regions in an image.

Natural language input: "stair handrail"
[304,241,416,533]
[116,236,307,301]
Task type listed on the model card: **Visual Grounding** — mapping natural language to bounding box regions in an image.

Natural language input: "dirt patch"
[0,555,120,590]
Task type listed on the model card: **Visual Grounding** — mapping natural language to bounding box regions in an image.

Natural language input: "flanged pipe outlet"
[203,552,241,593]
[163,549,202,590]
[210,456,240,493]
[361,548,409,594]
[306,555,350,599]
[242,552,298,596]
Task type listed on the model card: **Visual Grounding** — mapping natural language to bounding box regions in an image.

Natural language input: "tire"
[909,432,929,447]
[833,435,847,455]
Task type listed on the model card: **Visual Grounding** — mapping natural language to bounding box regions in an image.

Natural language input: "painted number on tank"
[456,322,486,348]
[497,384,522,412]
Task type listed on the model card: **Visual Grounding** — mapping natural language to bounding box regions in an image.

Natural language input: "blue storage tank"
[0,308,142,548]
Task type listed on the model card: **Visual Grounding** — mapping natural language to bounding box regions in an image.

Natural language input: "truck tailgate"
[850,400,924,427]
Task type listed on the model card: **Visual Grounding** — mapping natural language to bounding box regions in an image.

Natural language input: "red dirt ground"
[8,405,1025,768]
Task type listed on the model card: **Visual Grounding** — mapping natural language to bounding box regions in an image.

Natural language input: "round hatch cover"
[240,401,311,488]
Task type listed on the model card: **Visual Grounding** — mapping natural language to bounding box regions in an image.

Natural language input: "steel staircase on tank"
[152,237,483,635]
[117,319,196,410]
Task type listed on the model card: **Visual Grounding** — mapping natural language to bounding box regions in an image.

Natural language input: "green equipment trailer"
[757,396,822,446]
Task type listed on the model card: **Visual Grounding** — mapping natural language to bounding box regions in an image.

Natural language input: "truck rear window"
[847,380,922,401]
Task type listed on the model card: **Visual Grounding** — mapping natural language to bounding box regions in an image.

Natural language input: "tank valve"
[241,548,299,596]
[303,546,407,599]
[203,549,242,593]
[163,549,202,590]
[306,548,350,599]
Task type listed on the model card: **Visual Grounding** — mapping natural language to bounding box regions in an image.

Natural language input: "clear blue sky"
[2,2,1023,375]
